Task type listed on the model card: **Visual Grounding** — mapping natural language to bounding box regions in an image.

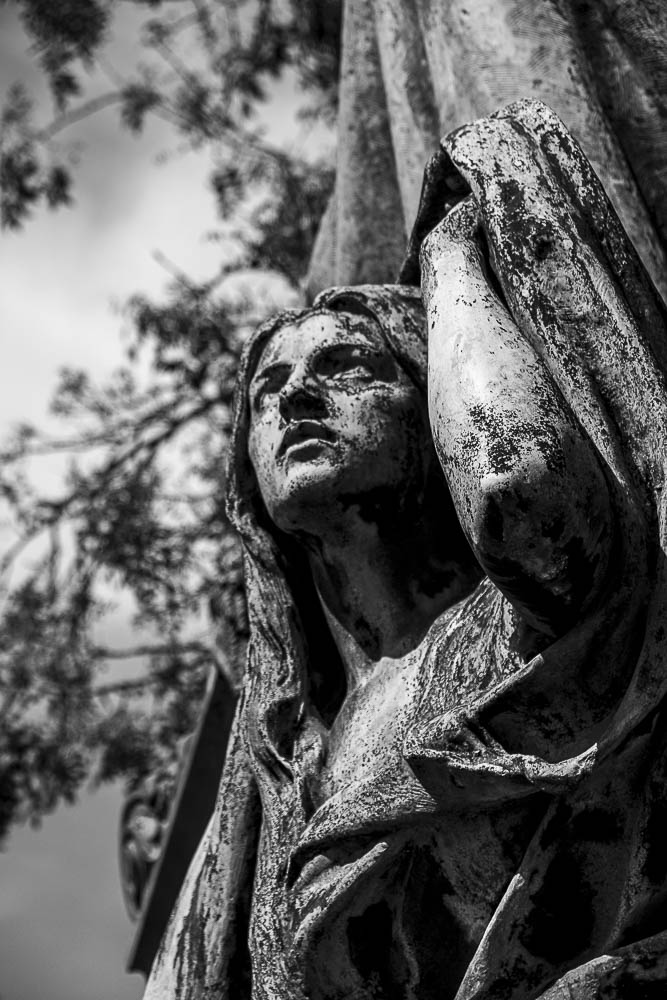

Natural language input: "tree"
[0,0,339,840]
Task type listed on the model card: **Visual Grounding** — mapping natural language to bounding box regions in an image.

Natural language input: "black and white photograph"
[2,2,667,998]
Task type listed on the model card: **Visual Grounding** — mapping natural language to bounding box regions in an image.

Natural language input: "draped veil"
[146,102,667,1000]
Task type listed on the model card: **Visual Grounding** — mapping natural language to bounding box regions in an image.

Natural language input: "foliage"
[0,0,339,839]
[1,0,340,228]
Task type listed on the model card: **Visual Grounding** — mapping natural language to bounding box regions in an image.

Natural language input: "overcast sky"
[0,7,313,998]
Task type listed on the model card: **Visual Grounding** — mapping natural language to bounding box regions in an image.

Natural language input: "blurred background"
[0,3,337,996]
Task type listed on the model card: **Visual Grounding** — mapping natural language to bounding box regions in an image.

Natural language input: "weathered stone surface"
[146,99,667,998]
[306,0,667,301]
[331,0,408,287]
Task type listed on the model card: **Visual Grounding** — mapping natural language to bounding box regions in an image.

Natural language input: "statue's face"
[248,311,430,533]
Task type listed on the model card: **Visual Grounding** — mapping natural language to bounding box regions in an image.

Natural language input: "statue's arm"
[421,197,613,637]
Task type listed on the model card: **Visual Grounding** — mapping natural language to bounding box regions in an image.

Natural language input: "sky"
[0,7,315,998]
[0,784,145,1000]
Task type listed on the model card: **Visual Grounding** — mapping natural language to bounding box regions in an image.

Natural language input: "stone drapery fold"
[307,0,667,300]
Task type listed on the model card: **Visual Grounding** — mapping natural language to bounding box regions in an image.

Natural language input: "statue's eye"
[250,364,290,410]
[316,347,376,380]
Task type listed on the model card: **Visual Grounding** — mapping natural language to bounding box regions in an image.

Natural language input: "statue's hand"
[398,147,469,285]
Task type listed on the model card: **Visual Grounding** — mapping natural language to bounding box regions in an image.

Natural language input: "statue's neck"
[302,508,472,691]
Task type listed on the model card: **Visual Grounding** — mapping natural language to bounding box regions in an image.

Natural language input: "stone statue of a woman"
[146,101,667,999]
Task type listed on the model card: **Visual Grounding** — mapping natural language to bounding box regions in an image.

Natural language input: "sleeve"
[422,193,614,638]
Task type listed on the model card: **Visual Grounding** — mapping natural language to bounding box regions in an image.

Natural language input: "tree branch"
[93,676,154,696]
[223,0,242,50]
[190,0,217,56]
[0,392,225,584]
[8,387,200,458]
[37,92,124,141]
[91,640,208,660]
[152,39,199,88]
[38,395,221,516]
[92,647,210,696]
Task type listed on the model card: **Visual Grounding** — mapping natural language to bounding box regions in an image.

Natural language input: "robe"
[145,101,667,1000]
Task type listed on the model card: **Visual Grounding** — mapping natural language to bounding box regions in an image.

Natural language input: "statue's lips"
[278,421,336,458]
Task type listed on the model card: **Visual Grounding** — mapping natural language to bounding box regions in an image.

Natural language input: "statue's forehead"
[256,310,383,369]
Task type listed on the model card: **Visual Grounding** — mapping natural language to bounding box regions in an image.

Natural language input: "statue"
[146,100,667,999]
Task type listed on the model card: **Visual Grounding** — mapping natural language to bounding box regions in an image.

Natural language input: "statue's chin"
[264,452,348,535]
[263,441,429,539]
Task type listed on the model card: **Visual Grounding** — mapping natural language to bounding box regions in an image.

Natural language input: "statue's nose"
[278,379,327,421]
